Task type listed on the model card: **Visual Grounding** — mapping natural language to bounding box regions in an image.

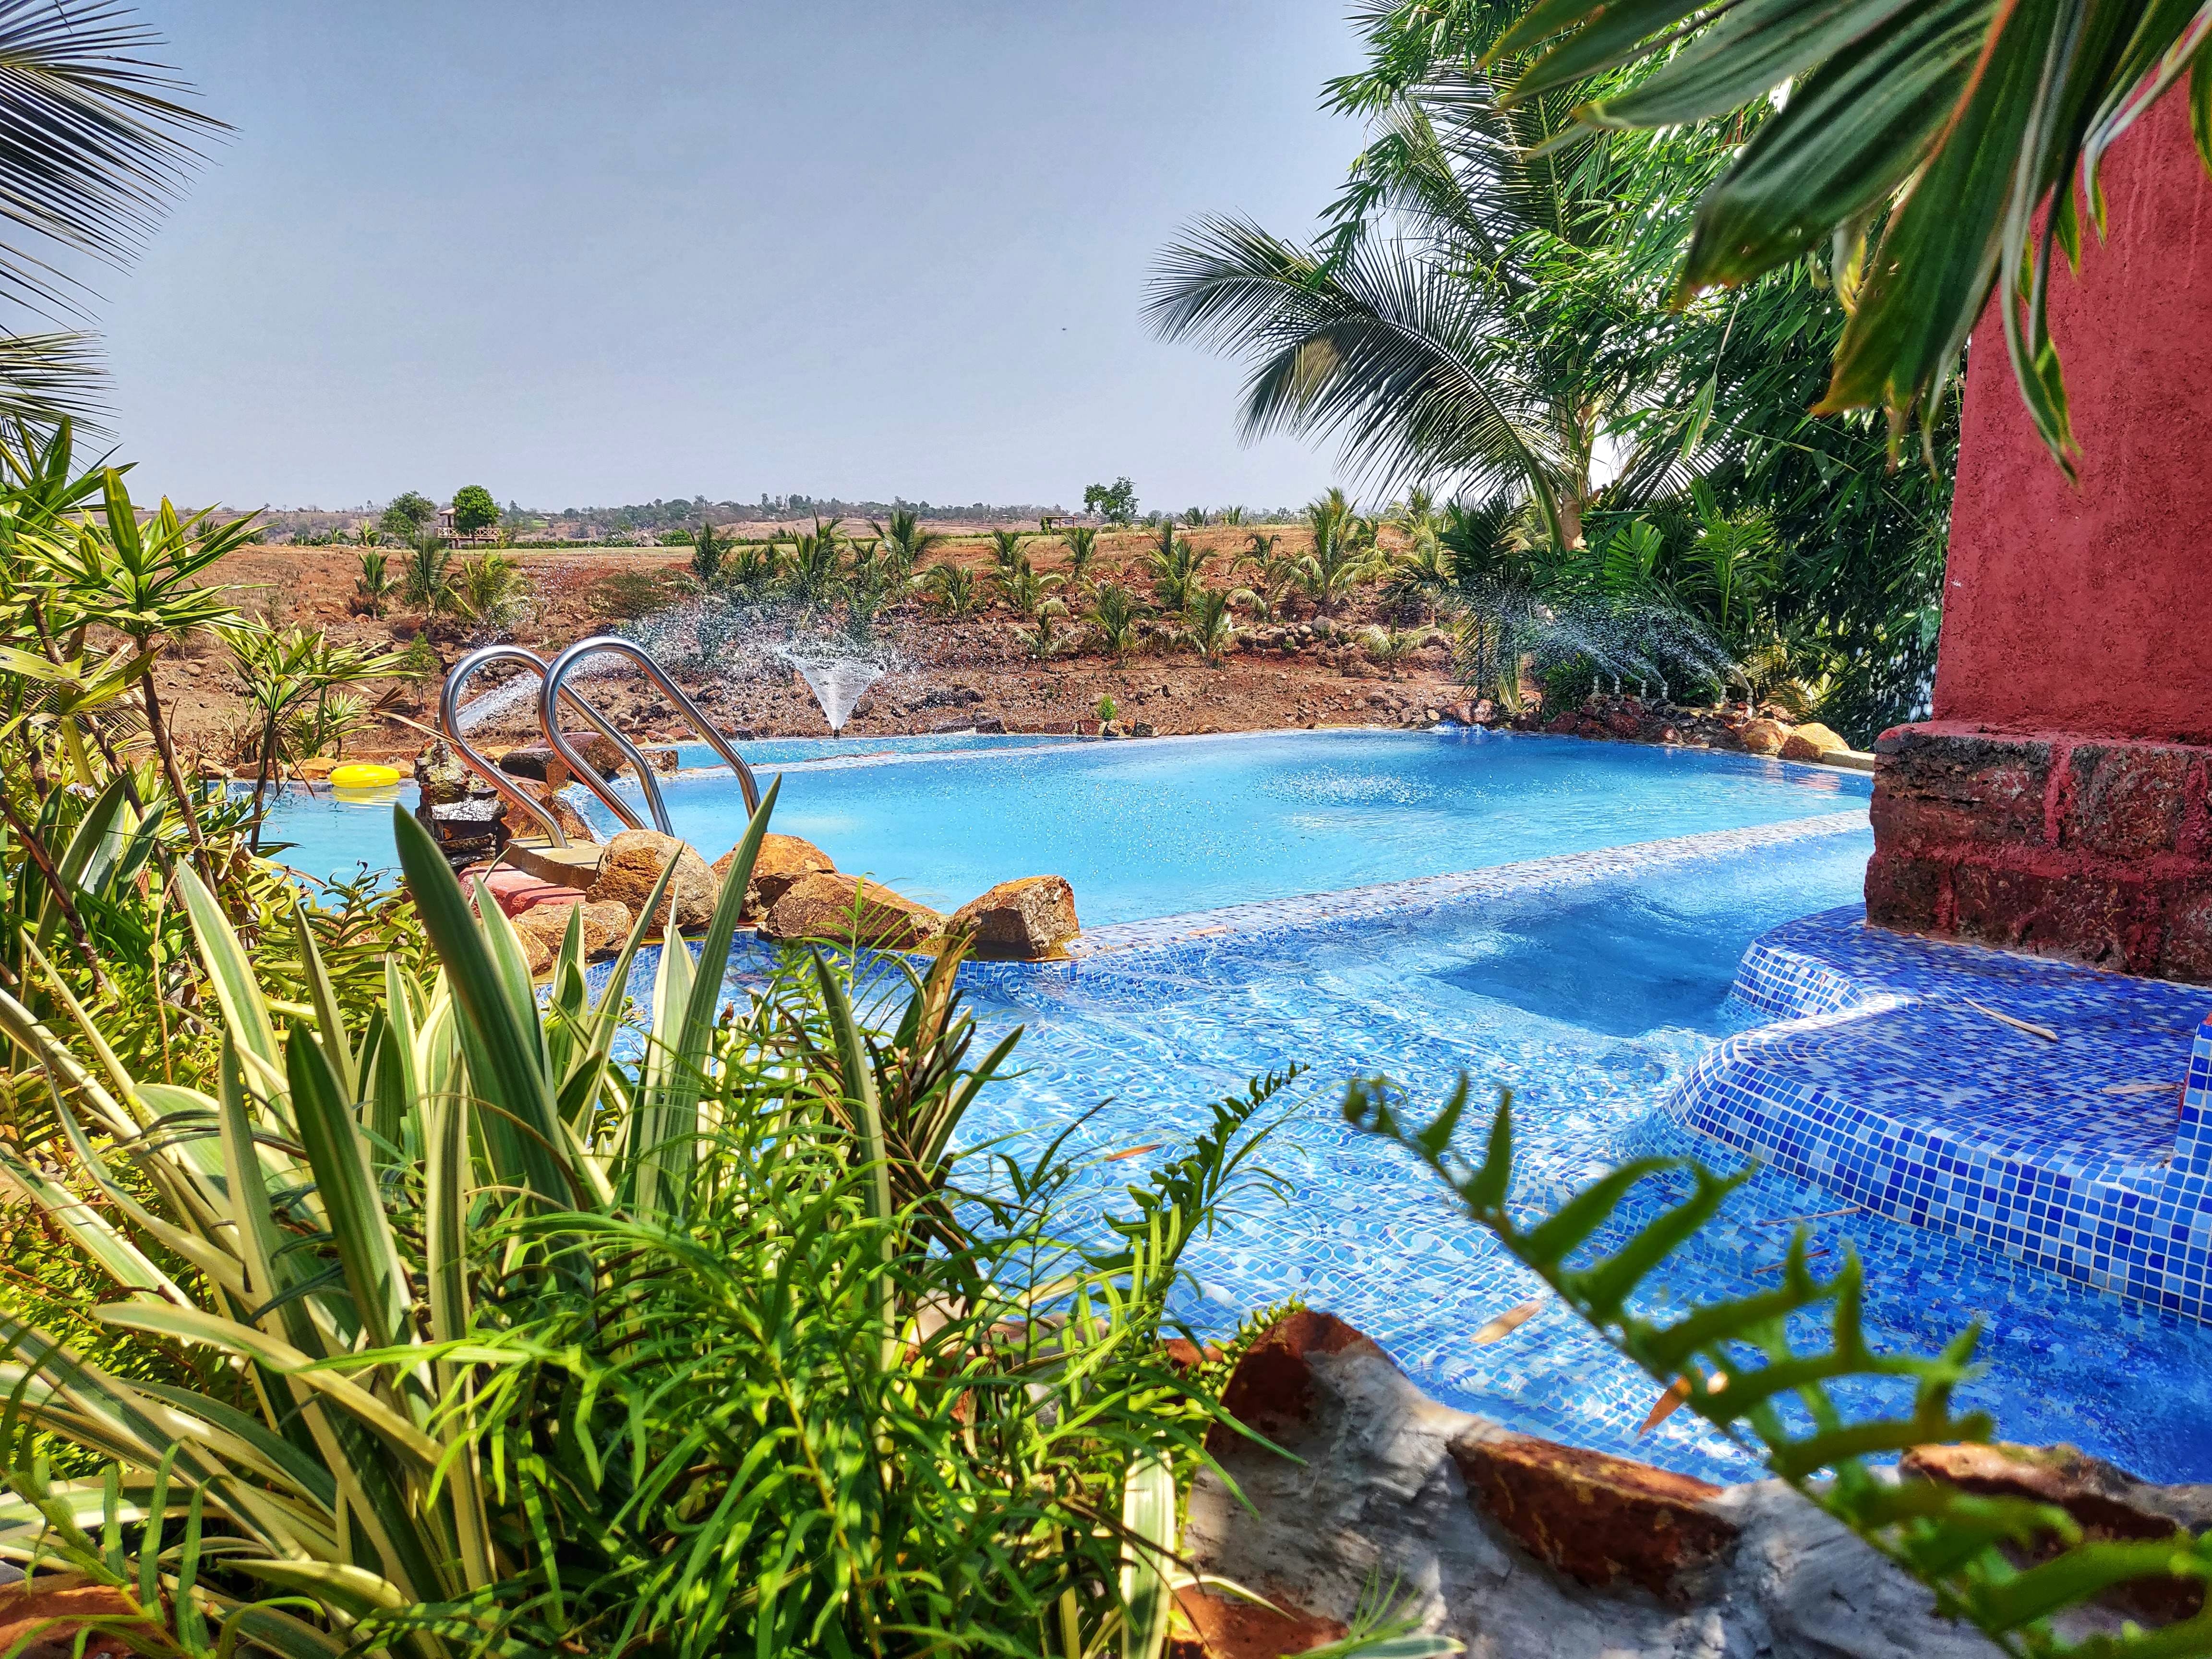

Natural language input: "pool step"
[505,838,608,887]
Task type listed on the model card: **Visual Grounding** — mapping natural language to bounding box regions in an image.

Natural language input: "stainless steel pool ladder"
[439,641,757,845]
[538,636,762,833]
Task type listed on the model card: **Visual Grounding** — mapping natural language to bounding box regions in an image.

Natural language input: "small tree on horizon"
[379,490,435,540]
[1082,476,1137,525]
[451,483,499,538]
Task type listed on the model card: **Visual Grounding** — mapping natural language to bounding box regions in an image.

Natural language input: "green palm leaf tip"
[1347,1076,2212,1654]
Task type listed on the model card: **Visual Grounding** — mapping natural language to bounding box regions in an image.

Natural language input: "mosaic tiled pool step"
[1669,906,2212,1320]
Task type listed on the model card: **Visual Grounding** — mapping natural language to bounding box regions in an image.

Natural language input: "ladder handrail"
[438,646,574,847]
[539,636,763,836]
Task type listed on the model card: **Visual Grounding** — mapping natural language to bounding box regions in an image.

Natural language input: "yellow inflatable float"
[328,762,403,790]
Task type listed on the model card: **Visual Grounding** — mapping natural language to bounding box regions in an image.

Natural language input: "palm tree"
[1144,521,1209,614]
[1483,0,2201,470]
[1085,581,1143,661]
[689,519,727,585]
[996,552,1062,621]
[781,517,844,608]
[401,527,454,614]
[354,548,396,617]
[1299,492,1378,611]
[870,507,940,581]
[919,560,984,620]
[1186,586,1240,664]
[1148,62,1707,554]
[985,528,1028,585]
[0,8,225,421]
[1059,524,1101,593]
[30,455,254,866]
[1233,531,1302,622]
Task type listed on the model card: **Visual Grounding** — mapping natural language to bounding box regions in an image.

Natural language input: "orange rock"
[1167,1586,1345,1659]
[513,899,632,975]
[714,832,835,916]
[1779,721,1849,762]
[760,872,944,950]
[947,875,1079,959]
[586,829,717,932]
[1739,718,1789,757]
[0,1574,141,1659]
[1448,1430,1735,1597]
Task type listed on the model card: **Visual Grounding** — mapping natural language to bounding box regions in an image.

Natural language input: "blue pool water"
[601,815,2212,1487]
[266,728,1870,919]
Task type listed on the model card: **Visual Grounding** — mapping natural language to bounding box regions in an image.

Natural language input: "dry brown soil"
[163,527,1470,766]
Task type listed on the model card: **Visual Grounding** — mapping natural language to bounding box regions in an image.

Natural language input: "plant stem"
[141,672,212,872]
[0,793,109,997]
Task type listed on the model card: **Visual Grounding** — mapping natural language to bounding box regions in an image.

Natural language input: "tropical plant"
[1386,527,1456,624]
[1059,524,1101,593]
[1349,1076,2212,1659]
[454,551,525,630]
[997,552,1062,621]
[985,527,1028,584]
[1300,491,1378,611]
[1181,507,1208,528]
[721,537,776,594]
[398,528,453,615]
[1095,693,1118,722]
[1486,0,2212,472]
[687,518,726,585]
[1015,597,1074,660]
[1187,585,1241,665]
[919,559,984,620]
[1145,522,1210,615]
[223,622,413,841]
[1232,531,1300,623]
[0,6,225,421]
[1219,505,1247,525]
[353,549,395,618]
[1362,623,1419,678]
[869,507,939,582]
[1086,582,1144,662]
[780,517,846,610]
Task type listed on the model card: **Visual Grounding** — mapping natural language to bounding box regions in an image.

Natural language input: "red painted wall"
[1931,89,2212,745]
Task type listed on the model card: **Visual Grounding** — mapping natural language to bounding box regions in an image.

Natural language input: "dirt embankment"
[161,528,1471,765]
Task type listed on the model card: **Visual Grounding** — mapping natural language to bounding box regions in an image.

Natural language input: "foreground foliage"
[1350,1076,2212,1657]
[0,772,1455,1657]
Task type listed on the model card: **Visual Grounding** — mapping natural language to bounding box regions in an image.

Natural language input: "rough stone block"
[513,899,632,975]
[759,873,944,950]
[947,875,1080,960]
[1739,718,1788,756]
[1872,727,2056,847]
[2063,742,2197,860]
[1863,849,1946,931]
[1449,1430,1738,1598]
[1949,861,2137,970]
[714,832,835,917]
[586,830,718,932]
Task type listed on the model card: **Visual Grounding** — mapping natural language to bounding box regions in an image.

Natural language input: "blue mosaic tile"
[1670,906,2212,1319]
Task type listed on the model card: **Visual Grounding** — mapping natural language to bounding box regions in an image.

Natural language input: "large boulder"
[586,830,718,932]
[495,775,593,843]
[948,875,1080,960]
[512,898,632,976]
[1779,721,1849,762]
[713,832,835,916]
[759,873,944,950]
[1739,717,1789,757]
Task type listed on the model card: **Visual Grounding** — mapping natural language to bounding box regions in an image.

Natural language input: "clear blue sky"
[96,0,1367,515]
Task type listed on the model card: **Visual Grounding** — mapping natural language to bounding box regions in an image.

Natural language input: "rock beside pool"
[496,774,594,844]
[1183,1309,2014,1656]
[1739,717,1789,756]
[948,875,1079,960]
[760,873,945,950]
[587,830,718,931]
[1780,721,1849,762]
[511,898,633,976]
[713,832,836,917]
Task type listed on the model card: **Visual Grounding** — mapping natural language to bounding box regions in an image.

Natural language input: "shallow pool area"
[596,812,2212,1488]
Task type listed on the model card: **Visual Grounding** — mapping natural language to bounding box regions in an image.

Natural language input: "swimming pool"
[610,817,2212,1488]
[268,728,1871,923]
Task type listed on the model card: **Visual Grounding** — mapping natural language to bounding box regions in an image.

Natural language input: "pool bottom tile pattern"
[1671,907,2212,1319]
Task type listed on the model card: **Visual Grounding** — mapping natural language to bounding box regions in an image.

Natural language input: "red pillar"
[1865,88,2212,981]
